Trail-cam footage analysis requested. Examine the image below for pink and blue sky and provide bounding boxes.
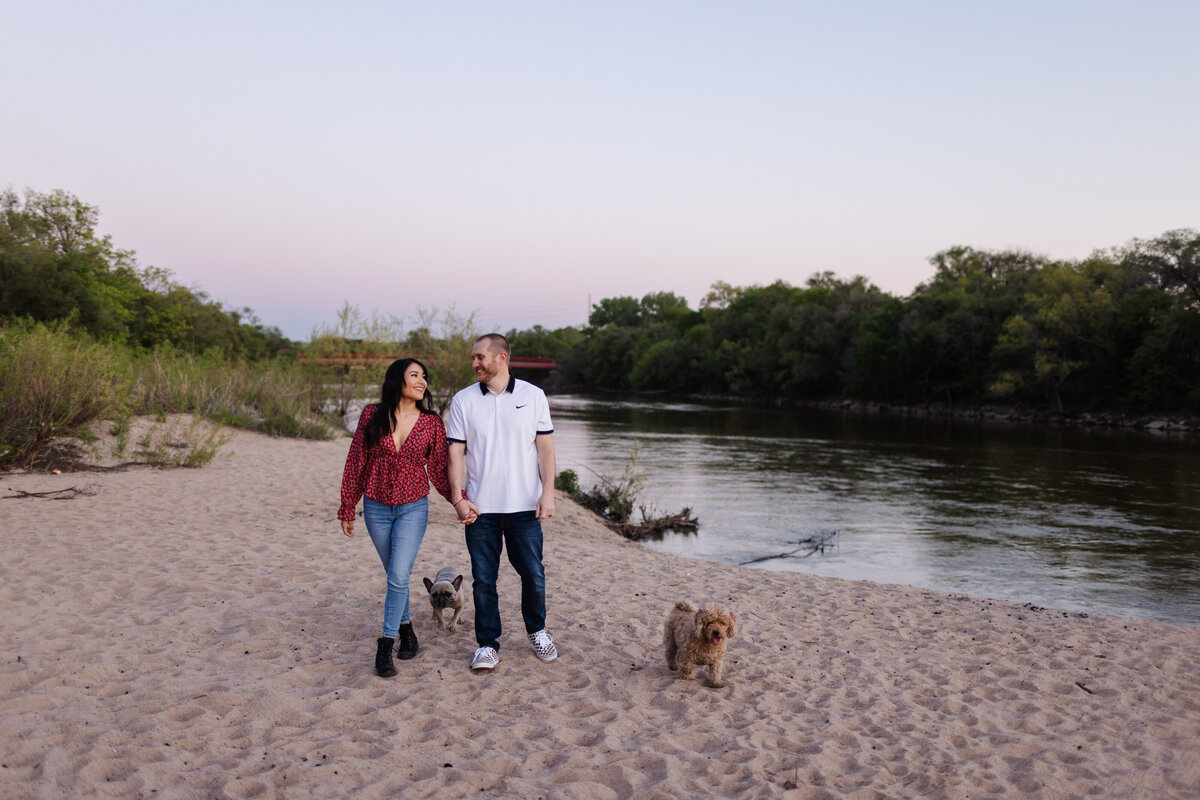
[4,1,1197,341]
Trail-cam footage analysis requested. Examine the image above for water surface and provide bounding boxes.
[549,395,1200,626]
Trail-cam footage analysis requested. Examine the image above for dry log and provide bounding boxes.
[608,508,699,541]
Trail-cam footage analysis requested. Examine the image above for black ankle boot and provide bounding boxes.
[375,637,397,677]
[396,622,419,660]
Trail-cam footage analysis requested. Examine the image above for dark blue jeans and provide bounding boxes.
[464,511,546,651]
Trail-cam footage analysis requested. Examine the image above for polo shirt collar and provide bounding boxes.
[478,375,516,395]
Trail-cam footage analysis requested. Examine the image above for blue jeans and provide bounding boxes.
[464,511,546,651]
[362,496,428,639]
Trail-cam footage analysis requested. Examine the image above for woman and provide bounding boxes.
[338,358,471,677]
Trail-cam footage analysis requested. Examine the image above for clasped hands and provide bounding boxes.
[339,498,478,539]
[455,499,479,525]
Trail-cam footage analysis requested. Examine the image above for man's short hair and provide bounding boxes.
[475,333,511,357]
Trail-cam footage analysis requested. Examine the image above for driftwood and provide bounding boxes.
[739,529,838,565]
[608,508,699,541]
[4,484,100,500]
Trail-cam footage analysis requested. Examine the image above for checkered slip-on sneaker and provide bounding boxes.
[528,629,558,662]
[470,646,499,671]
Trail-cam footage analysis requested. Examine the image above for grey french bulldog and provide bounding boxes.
[422,566,465,631]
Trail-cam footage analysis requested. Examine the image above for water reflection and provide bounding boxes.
[549,395,1200,626]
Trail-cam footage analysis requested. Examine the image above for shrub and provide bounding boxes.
[570,447,645,524]
[554,468,580,495]
[0,321,338,471]
[132,416,233,468]
[0,321,123,467]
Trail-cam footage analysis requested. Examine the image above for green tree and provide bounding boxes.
[905,247,1042,404]
[506,324,585,389]
[505,324,584,362]
[589,296,642,327]
[1,187,292,358]
[1123,228,1200,308]
[508,229,1199,414]
[709,280,801,394]
[991,259,1121,410]
[1,187,140,339]
[849,294,911,400]
[778,273,888,398]
[629,339,686,390]
[638,291,693,327]
[577,325,641,389]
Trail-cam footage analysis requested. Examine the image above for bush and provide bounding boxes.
[554,468,580,495]
[569,447,645,524]
[0,321,123,467]
[0,321,338,470]
[559,449,699,539]
[129,416,233,468]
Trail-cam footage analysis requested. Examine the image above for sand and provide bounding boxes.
[1,421,1198,799]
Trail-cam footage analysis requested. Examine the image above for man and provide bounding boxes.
[446,333,558,672]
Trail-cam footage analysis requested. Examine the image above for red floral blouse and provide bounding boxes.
[338,404,455,521]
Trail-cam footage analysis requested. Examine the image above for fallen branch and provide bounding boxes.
[608,508,699,541]
[4,484,100,500]
[739,530,838,565]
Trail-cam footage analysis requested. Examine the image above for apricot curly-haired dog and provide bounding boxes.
[663,600,737,688]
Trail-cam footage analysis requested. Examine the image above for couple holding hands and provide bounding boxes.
[337,333,558,677]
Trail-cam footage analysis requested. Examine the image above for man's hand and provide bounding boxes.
[535,433,556,522]
[340,519,354,538]
[536,492,555,522]
[456,499,479,525]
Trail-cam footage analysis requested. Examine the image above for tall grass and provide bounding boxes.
[0,321,339,469]
[0,321,124,466]
[124,347,335,439]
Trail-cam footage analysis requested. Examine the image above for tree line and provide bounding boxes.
[5,186,1197,418]
[1,187,293,360]
[511,230,1200,414]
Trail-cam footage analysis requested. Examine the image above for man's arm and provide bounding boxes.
[448,441,477,522]
[535,433,556,521]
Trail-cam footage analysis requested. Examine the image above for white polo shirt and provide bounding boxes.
[445,376,554,514]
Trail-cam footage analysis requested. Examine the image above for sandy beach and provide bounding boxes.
[2,422,1198,799]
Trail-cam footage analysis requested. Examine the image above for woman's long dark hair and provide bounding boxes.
[363,358,435,450]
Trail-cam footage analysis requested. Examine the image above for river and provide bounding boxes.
[547,394,1200,626]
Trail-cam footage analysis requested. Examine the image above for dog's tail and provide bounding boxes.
[673,600,697,613]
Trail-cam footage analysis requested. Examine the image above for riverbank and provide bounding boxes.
[2,423,1198,798]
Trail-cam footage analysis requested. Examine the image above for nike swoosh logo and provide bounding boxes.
[516,404,527,409]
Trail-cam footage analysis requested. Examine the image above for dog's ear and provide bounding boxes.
[423,577,434,594]
[452,574,464,590]
[694,609,706,627]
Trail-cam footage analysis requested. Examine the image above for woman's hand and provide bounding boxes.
[455,499,479,525]
[340,519,354,538]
